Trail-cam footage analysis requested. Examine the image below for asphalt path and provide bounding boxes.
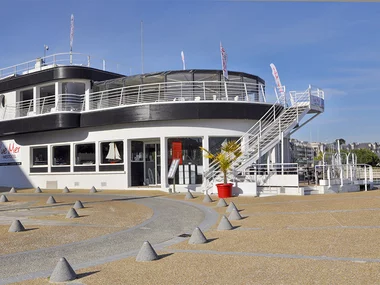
[0,193,219,284]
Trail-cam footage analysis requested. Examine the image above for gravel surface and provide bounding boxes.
[0,193,212,284]
[14,252,380,285]
[6,190,380,284]
[0,196,153,255]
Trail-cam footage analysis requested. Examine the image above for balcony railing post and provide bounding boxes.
[87,56,91,67]
[224,81,228,100]
[41,97,46,114]
[119,88,124,106]
[244,83,248,101]
[203,82,206,100]
[158,83,161,102]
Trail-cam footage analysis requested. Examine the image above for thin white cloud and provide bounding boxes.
[322,88,348,98]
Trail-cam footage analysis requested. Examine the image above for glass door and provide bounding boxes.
[144,143,160,185]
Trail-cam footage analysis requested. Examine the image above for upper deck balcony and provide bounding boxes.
[0,52,119,80]
[0,79,268,121]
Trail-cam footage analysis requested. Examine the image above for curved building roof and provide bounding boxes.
[93,69,265,91]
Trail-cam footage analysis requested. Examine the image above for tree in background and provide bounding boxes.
[352,148,380,167]
[336,138,346,146]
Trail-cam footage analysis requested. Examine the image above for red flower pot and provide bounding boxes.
[216,183,233,198]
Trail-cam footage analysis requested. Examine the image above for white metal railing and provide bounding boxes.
[0,81,265,120]
[2,94,84,119]
[0,53,121,79]
[202,85,324,193]
[315,163,373,190]
[88,81,266,110]
[245,163,299,176]
[289,85,324,111]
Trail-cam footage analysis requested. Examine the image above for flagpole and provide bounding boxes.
[70,14,74,65]
[141,20,144,74]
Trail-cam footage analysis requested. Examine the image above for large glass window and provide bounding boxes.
[208,137,240,156]
[101,141,124,164]
[52,145,71,166]
[19,89,34,117]
[62,82,85,95]
[39,84,55,114]
[40,84,55,98]
[167,137,203,184]
[31,147,48,166]
[75,143,95,165]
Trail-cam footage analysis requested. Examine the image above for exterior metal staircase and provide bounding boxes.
[202,85,324,192]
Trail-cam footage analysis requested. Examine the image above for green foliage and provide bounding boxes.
[200,140,242,184]
[352,148,380,166]
[314,151,323,162]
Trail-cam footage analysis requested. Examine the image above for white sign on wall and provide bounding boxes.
[0,141,22,166]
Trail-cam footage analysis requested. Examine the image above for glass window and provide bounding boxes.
[75,143,95,165]
[52,145,71,166]
[101,141,124,164]
[167,137,203,185]
[62,82,85,95]
[31,147,48,166]
[20,89,33,101]
[208,137,240,156]
[40,84,55,98]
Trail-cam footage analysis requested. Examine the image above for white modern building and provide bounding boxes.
[0,53,325,195]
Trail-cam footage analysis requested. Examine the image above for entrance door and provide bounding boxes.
[144,143,161,185]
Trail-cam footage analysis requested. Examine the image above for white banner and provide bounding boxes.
[220,42,228,80]
[270,63,285,95]
[70,14,74,52]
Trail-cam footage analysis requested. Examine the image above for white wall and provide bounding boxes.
[1,119,257,190]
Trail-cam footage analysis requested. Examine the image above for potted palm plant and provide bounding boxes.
[200,140,242,198]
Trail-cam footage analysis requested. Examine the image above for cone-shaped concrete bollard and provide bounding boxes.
[9,187,17,193]
[66,208,79,219]
[217,215,233,231]
[217,198,228,207]
[90,186,97,193]
[73,200,84,209]
[46,196,56,204]
[226,201,238,213]
[185,191,194,200]
[34,187,42,193]
[228,208,242,220]
[49,257,77,283]
[203,194,213,203]
[136,241,159,262]
[8,220,26,232]
[188,227,208,244]
[0,195,8,202]
[62,187,70,193]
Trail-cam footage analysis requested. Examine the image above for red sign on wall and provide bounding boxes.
[172,142,182,164]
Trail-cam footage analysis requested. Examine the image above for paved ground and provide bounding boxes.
[0,190,217,284]
[3,189,380,284]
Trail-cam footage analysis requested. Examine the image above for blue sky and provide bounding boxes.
[1,1,379,144]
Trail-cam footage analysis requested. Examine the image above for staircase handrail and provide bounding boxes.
[203,86,314,184]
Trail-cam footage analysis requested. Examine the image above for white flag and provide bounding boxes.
[70,14,74,52]
[270,63,284,95]
[181,51,186,70]
[220,42,228,80]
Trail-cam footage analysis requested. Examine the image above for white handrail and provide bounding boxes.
[203,85,324,188]
[0,53,122,79]
[0,81,267,120]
